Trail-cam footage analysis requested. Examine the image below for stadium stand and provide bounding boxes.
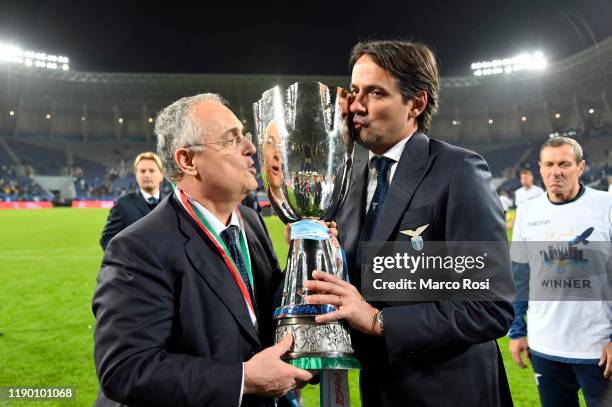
[1,36,611,202]
[480,143,531,177]
[0,164,53,201]
[4,138,66,175]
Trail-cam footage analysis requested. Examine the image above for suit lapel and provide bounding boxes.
[371,132,436,243]
[133,192,151,217]
[339,160,369,263]
[176,201,261,346]
[242,218,265,309]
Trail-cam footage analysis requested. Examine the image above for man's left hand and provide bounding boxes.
[599,342,612,380]
[304,270,381,336]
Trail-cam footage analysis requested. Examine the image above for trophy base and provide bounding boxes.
[275,316,359,370]
[286,356,361,370]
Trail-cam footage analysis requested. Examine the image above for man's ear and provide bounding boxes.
[174,149,198,177]
[409,90,428,119]
[577,159,586,176]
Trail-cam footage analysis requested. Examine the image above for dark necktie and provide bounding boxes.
[147,196,159,208]
[361,156,394,242]
[220,225,255,306]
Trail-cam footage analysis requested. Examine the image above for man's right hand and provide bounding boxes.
[509,337,530,368]
[243,334,313,397]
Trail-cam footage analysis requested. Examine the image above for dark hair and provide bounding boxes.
[350,40,440,133]
[519,169,533,175]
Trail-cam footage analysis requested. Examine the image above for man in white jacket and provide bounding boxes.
[508,137,612,407]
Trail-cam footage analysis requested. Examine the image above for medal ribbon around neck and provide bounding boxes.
[178,189,256,320]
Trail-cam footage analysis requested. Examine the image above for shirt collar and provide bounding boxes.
[140,189,160,200]
[174,188,241,235]
[547,183,586,206]
[367,133,412,168]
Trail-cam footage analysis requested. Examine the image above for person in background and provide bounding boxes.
[99,152,165,250]
[509,137,612,407]
[514,169,544,207]
[499,190,513,212]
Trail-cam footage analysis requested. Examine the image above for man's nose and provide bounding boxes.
[550,166,563,176]
[349,96,366,114]
[243,138,257,155]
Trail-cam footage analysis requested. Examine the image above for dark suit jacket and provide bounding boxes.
[93,195,282,407]
[100,191,161,250]
[336,132,515,407]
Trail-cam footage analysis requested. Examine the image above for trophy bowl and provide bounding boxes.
[254,82,359,370]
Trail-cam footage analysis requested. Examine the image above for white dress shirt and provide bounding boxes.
[366,134,412,210]
[140,189,160,202]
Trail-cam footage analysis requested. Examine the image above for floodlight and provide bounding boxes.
[471,51,547,76]
[588,108,595,114]
[0,40,70,71]
[0,44,22,61]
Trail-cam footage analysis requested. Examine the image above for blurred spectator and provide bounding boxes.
[515,169,544,207]
[100,152,165,250]
[499,191,513,213]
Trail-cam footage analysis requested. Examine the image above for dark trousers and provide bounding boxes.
[531,352,610,407]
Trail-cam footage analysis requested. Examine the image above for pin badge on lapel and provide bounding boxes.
[399,224,429,251]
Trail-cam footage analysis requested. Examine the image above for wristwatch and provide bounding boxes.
[375,310,384,336]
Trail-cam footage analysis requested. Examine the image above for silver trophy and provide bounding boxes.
[254,82,358,370]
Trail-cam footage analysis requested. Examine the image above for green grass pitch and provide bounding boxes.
[0,208,580,406]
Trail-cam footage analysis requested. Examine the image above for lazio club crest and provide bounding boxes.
[400,224,429,251]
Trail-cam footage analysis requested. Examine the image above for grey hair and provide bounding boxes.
[540,136,584,163]
[155,93,227,183]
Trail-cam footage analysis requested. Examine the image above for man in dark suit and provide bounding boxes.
[99,152,165,250]
[93,93,312,406]
[304,40,515,406]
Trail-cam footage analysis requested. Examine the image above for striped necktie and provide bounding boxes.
[220,225,255,305]
[361,156,394,242]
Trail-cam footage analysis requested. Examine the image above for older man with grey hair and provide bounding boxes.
[92,93,312,407]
